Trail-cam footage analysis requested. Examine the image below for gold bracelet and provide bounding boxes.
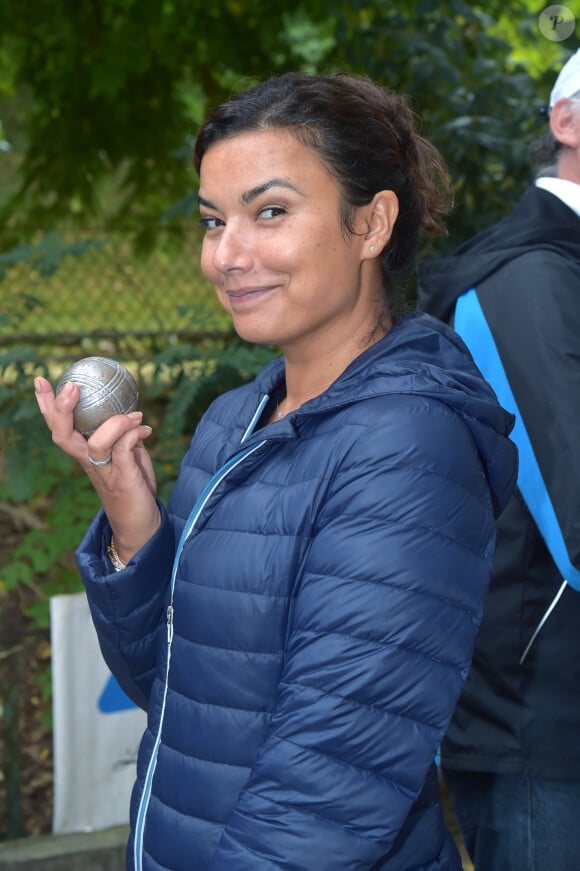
[106,537,127,572]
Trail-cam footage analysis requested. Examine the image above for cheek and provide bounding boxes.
[200,243,216,282]
[199,246,231,311]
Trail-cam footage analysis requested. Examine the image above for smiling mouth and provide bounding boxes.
[226,286,278,303]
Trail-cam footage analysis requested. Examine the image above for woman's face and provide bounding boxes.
[198,129,385,356]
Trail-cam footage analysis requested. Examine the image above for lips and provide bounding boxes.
[226,286,278,303]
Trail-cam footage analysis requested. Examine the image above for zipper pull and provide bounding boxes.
[166,604,174,644]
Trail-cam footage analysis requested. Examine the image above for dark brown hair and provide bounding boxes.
[194,72,452,292]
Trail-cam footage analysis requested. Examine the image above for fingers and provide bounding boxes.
[35,370,152,464]
[85,414,151,469]
[35,376,89,460]
[132,438,158,498]
[83,418,155,507]
[34,375,63,429]
[33,375,53,411]
[34,373,159,555]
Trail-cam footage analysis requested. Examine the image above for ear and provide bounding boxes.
[550,98,580,148]
[360,191,399,260]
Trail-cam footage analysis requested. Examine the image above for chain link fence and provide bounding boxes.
[0,229,229,363]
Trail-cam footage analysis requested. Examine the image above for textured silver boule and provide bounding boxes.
[56,356,139,437]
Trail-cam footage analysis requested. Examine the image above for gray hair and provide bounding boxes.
[532,90,580,177]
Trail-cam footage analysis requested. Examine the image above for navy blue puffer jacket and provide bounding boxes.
[77,312,517,870]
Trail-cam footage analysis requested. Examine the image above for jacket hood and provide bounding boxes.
[252,311,517,517]
[417,186,580,321]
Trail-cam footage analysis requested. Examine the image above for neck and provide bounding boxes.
[557,152,580,185]
[276,313,390,418]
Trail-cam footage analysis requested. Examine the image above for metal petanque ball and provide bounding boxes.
[56,356,139,437]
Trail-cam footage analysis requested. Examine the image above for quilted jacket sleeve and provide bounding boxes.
[209,396,498,869]
[75,504,175,710]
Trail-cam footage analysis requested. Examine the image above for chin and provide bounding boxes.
[230,318,285,348]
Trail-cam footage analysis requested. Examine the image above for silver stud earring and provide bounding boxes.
[369,245,376,253]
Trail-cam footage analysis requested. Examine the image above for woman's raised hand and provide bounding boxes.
[34,376,161,563]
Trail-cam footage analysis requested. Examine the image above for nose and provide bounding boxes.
[212,221,253,273]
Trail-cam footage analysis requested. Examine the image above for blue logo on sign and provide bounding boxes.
[98,675,137,713]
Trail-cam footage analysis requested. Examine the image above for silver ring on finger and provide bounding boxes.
[88,454,113,467]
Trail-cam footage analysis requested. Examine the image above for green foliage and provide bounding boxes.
[0,232,110,335]
[0,37,17,97]
[0,0,337,238]
[492,1,568,77]
[0,345,97,625]
[0,233,107,280]
[0,119,10,153]
[327,0,574,250]
[2,0,574,249]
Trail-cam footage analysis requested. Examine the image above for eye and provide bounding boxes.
[258,206,287,220]
[198,216,224,231]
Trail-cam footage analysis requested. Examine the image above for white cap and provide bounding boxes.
[549,49,580,109]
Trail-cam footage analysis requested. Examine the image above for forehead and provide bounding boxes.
[198,128,336,196]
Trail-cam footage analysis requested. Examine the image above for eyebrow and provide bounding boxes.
[198,178,304,211]
[240,178,303,205]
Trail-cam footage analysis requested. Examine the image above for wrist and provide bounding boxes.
[107,537,128,572]
[107,509,162,568]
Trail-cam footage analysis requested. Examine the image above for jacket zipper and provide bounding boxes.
[133,402,269,870]
[166,605,174,644]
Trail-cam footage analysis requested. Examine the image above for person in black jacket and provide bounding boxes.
[418,48,580,871]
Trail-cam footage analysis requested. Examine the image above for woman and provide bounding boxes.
[35,73,517,870]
